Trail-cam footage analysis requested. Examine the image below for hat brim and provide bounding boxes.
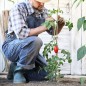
[35,0,50,3]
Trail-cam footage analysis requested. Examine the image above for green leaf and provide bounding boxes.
[65,21,70,26]
[59,62,63,65]
[77,45,86,60]
[8,0,15,3]
[76,0,82,7]
[61,49,68,54]
[76,0,85,7]
[77,17,85,31]
[80,77,85,85]
[83,20,86,31]
[72,0,78,7]
[72,0,85,7]
[42,20,50,29]
[68,59,72,63]
[68,23,73,31]
[58,74,64,78]
[65,20,73,31]
[42,20,55,30]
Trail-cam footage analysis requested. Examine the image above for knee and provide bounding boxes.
[34,37,43,48]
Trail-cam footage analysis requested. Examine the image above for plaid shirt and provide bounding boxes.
[8,1,48,39]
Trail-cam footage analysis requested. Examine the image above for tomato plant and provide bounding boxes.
[43,39,72,80]
[42,9,73,81]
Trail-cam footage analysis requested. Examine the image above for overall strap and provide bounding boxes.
[23,2,35,16]
[23,3,29,16]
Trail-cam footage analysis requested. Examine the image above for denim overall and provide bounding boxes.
[2,3,47,70]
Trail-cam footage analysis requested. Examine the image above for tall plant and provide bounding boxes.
[42,8,73,80]
[73,0,86,60]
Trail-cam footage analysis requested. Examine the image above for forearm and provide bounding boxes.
[29,26,47,36]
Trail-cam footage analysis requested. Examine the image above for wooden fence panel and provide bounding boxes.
[2,10,9,39]
[0,10,10,72]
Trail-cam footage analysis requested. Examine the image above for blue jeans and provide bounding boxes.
[2,34,47,70]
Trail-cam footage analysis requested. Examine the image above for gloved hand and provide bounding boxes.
[26,15,65,35]
[46,15,65,35]
[57,15,65,33]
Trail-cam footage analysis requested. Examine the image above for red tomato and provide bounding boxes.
[54,46,58,53]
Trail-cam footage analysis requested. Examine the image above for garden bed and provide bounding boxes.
[0,74,86,86]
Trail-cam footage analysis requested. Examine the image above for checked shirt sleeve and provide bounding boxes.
[10,5,30,39]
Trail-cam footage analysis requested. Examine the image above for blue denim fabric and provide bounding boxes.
[2,34,47,69]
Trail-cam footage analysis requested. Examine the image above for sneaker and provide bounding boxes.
[24,68,48,81]
[7,62,16,80]
[13,71,26,83]
[13,66,26,83]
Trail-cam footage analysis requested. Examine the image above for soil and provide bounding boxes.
[0,75,86,86]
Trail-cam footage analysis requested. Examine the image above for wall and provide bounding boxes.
[0,0,72,74]
[0,0,86,75]
[71,0,86,75]
[0,0,6,72]
[82,1,86,74]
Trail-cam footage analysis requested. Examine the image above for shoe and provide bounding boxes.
[38,69,48,78]
[13,66,26,84]
[24,68,48,81]
[13,72,26,83]
[7,62,16,80]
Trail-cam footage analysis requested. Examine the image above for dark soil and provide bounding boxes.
[0,75,86,86]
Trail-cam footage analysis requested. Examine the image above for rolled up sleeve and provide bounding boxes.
[10,5,30,39]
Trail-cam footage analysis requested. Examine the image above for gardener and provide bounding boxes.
[2,0,65,84]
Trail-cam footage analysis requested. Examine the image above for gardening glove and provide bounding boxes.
[46,15,65,35]
[57,15,65,33]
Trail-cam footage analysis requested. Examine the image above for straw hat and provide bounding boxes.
[35,0,50,3]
